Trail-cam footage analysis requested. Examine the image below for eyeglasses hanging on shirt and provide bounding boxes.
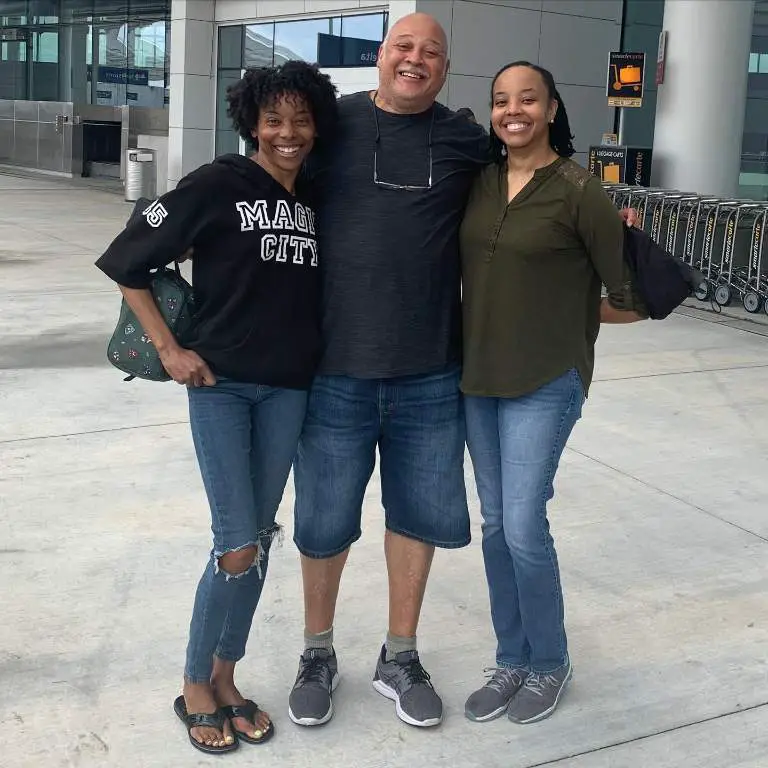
[371,91,435,191]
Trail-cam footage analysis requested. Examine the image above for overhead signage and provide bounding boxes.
[607,51,645,108]
[87,65,150,87]
[317,32,380,67]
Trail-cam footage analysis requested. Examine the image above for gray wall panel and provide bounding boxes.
[0,119,14,162]
[555,83,614,151]
[542,0,621,21]
[448,1,542,78]
[539,11,620,87]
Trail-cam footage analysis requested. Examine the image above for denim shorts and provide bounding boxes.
[293,366,470,558]
[188,379,308,556]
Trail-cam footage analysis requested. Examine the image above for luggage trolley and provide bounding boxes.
[690,198,735,301]
[601,182,631,204]
[711,201,764,308]
[680,197,719,270]
[741,203,768,314]
[620,187,653,231]
[639,189,676,241]
[663,194,701,259]
[602,183,634,210]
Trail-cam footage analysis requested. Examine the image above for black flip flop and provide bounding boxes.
[219,699,275,745]
[173,695,239,755]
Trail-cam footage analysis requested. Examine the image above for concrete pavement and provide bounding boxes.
[1,171,767,768]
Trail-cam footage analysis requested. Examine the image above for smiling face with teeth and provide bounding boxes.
[491,65,558,157]
[376,13,448,114]
[251,93,316,190]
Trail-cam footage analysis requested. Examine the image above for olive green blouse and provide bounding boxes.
[459,157,641,399]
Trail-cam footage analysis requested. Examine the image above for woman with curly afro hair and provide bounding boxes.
[95,61,338,755]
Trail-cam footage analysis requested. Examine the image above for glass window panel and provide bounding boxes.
[29,0,60,23]
[132,20,165,69]
[216,69,242,131]
[216,128,240,158]
[244,23,273,68]
[93,1,130,22]
[330,13,384,67]
[94,14,129,107]
[31,28,59,99]
[34,30,58,62]
[274,18,340,65]
[0,1,28,25]
[750,52,759,73]
[219,25,243,69]
[760,53,768,73]
[340,13,384,43]
[0,36,28,99]
[216,68,244,158]
[126,16,166,107]
[60,0,95,23]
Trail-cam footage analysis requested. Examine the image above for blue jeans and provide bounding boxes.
[293,366,470,558]
[465,369,584,673]
[184,379,307,683]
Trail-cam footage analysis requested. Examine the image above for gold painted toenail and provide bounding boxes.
[253,729,263,738]
[225,736,235,744]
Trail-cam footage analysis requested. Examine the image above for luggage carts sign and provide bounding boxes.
[607,52,645,108]
[588,145,652,186]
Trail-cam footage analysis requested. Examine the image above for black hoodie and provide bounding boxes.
[96,154,321,390]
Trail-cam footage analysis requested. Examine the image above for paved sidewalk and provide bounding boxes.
[1,172,767,768]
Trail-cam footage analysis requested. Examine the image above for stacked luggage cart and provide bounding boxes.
[603,184,768,315]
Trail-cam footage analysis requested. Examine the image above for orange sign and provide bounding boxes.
[607,52,645,107]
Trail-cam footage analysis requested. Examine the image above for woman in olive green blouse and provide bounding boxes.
[460,61,645,726]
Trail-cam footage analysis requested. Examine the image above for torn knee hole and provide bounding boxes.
[217,546,259,577]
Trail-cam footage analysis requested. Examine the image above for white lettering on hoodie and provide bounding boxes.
[237,199,317,266]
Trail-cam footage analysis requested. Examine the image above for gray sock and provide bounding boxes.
[304,627,333,653]
[385,632,417,661]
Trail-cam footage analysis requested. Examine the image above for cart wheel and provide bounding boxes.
[714,285,732,307]
[694,282,710,301]
[764,297,768,316]
[743,291,761,313]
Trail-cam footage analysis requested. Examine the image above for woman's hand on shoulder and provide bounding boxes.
[159,344,216,387]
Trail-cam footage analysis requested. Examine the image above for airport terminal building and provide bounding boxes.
[0,0,765,199]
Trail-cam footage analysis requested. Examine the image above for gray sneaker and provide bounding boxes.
[507,660,572,724]
[288,648,339,726]
[465,667,527,722]
[372,646,442,727]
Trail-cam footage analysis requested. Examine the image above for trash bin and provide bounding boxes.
[125,148,157,202]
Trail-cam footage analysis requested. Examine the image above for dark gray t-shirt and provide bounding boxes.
[311,92,489,378]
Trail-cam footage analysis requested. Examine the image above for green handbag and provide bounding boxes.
[106,198,196,382]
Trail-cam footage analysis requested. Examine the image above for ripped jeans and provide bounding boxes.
[184,378,308,683]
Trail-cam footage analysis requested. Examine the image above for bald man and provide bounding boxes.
[289,13,488,728]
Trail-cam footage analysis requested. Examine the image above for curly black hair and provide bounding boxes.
[489,61,575,164]
[226,61,338,151]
